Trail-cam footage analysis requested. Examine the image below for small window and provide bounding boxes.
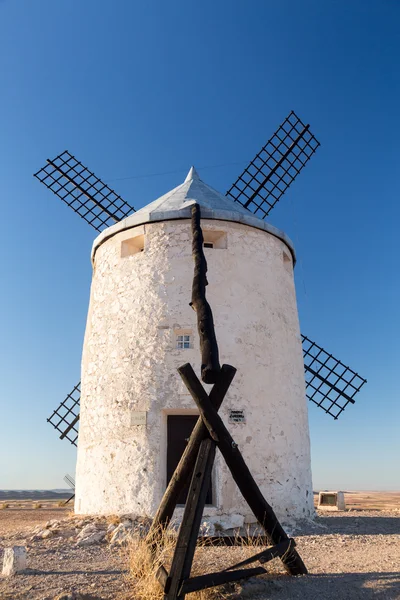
[177,335,191,349]
[121,234,145,257]
[202,230,227,249]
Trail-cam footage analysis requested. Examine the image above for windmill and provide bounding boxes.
[35,110,367,453]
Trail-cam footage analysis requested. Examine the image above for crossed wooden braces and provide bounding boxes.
[149,363,307,600]
[148,203,307,599]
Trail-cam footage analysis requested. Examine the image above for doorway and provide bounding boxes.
[166,414,213,505]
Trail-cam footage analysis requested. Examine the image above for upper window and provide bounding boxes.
[121,234,145,257]
[177,335,191,349]
[202,230,227,249]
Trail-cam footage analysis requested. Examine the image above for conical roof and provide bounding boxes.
[92,167,295,261]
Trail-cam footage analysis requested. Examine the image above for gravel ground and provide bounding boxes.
[0,508,399,599]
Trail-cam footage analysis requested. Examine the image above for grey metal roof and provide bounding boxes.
[92,167,295,262]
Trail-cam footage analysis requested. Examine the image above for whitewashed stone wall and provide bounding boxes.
[75,219,314,525]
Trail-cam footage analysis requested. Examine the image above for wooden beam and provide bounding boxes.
[178,363,308,576]
[150,364,236,540]
[223,538,294,571]
[166,438,216,600]
[190,203,220,383]
[179,566,266,595]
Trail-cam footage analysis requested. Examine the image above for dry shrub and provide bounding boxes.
[107,514,121,526]
[128,525,174,600]
[33,502,42,509]
[128,525,226,600]
[57,500,66,507]
[0,503,9,509]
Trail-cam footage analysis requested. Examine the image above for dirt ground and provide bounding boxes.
[0,492,399,600]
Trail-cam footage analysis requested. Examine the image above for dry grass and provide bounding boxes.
[0,503,9,510]
[127,525,280,600]
[107,514,121,526]
[32,502,42,509]
[127,526,231,600]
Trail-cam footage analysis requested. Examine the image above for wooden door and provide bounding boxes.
[167,415,213,505]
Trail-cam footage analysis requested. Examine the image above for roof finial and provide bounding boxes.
[184,166,201,183]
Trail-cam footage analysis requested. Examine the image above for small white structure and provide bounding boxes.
[2,546,27,576]
[318,491,346,511]
[75,167,314,527]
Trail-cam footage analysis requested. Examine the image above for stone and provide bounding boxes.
[199,521,215,536]
[76,524,106,546]
[45,519,59,529]
[210,513,244,531]
[121,519,133,528]
[78,524,98,537]
[2,546,27,576]
[244,513,257,525]
[109,523,132,546]
[76,530,105,546]
[32,525,43,534]
[73,520,86,528]
[41,529,53,539]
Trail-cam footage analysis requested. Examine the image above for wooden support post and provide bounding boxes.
[150,364,236,540]
[178,363,308,576]
[166,438,216,600]
[190,203,220,383]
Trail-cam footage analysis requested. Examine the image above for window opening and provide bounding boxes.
[121,234,145,257]
[202,230,227,249]
[177,335,191,349]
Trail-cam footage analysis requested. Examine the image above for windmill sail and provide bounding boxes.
[226,111,320,218]
[302,335,367,419]
[64,474,75,490]
[47,382,81,446]
[34,150,136,232]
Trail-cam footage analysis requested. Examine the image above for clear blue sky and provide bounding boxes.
[0,0,398,491]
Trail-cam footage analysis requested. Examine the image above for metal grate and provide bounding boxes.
[47,382,81,446]
[34,150,136,232]
[302,335,367,419]
[226,111,320,219]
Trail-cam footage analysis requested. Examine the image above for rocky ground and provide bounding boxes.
[0,497,399,599]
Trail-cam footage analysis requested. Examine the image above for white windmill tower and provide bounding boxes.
[35,112,366,526]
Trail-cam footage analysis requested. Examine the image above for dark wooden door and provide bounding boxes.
[167,415,213,505]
